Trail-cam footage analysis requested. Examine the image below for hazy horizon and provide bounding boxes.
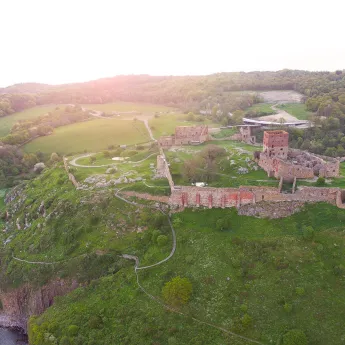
[1,0,345,87]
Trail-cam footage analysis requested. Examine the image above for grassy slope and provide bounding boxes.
[277,103,314,120]
[29,203,345,345]
[24,119,150,155]
[244,103,275,114]
[0,166,172,289]
[0,105,57,136]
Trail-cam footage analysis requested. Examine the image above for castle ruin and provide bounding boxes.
[158,125,209,148]
[154,126,345,210]
[257,130,339,180]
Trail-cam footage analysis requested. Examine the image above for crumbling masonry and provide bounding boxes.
[257,130,339,180]
[156,127,345,210]
[158,125,209,148]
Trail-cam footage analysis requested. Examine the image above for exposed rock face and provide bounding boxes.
[238,201,304,218]
[0,279,79,332]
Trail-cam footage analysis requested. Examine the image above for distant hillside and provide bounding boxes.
[0,82,52,94]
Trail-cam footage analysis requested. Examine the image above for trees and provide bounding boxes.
[282,329,307,345]
[162,276,192,307]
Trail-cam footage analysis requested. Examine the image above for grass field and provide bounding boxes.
[29,200,345,345]
[82,102,175,113]
[244,103,276,117]
[149,114,220,138]
[0,105,57,137]
[277,103,314,120]
[164,140,277,188]
[24,118,150,155]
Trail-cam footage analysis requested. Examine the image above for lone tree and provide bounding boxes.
[282,329,308,345]
[162,276,192,307]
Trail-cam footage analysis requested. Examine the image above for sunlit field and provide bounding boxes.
[24,118,150,155]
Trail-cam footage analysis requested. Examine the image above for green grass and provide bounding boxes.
[0,105,58,136]
[82,101,175,113]
[277,103,314,120]
[245,103,275,115]
[149,114,220,138]
[24,118,151,155]
[164,141,277,188]
[29,202,345,345]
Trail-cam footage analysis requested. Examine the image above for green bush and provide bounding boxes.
[295,287,305,296]
[302,226,315,241]
[88,315,103,329]
[162,276,192,307]
[240,304,248,312]
[282,329,307,345]
[241,313,252,327]
[316,177,326,186]
[59,336,70,345]
[284,303,292,313]
[67,325,79,336]
[157,235,168,247]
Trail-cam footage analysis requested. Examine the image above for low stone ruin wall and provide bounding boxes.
[169,185,344,209]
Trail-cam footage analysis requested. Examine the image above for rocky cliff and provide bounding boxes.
[0,279,79,332]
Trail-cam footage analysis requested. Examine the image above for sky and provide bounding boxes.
[1,0,344,87]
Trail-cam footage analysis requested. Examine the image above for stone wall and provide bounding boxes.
[170,186,255,208]
[169,184,344,209]
[63,158,79,188]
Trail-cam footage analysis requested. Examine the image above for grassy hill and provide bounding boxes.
[0,105,57,137]
[24,119,150,155]
[3,165,345,345]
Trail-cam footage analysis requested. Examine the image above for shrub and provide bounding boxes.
[284,303,292,313]
[316,177,326,186]
[172,217,182,228]
[103,150,111,158]
[60,336,70,345]
[68,325,79,336]
[295,287,305,296]
[302,226,315,241]
[282,329,307,345]
[240,304,248,312]
[151,230,161,243]
[241,313,252,327]
[89,156,96,164]
[185,255,194,264]
[162,276,192,307]
[157,235,168,247]
[216,216,231,231]
[88,315,103,329]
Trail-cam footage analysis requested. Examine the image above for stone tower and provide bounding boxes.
[263,130,289,159]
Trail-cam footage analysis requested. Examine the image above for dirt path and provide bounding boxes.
[68,152,158,169]
[117,191,264,344]
[257,104,299,122]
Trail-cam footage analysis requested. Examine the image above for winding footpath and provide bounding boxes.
[116,190,265,345]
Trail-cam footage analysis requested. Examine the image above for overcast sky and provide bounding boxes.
[1,0,344,87]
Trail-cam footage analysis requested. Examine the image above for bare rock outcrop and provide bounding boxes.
[0,279,79,332]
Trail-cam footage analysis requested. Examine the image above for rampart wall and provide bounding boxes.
[169,185,343,209]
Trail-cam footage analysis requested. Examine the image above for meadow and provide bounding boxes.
[164,140,277,188]
[29,198,345,345]
[277,103,314,120]
[149,114,220,138]
[24,118,150,155]
[0,105,57,136]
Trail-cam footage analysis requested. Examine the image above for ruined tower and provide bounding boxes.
[263,130,289,159]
